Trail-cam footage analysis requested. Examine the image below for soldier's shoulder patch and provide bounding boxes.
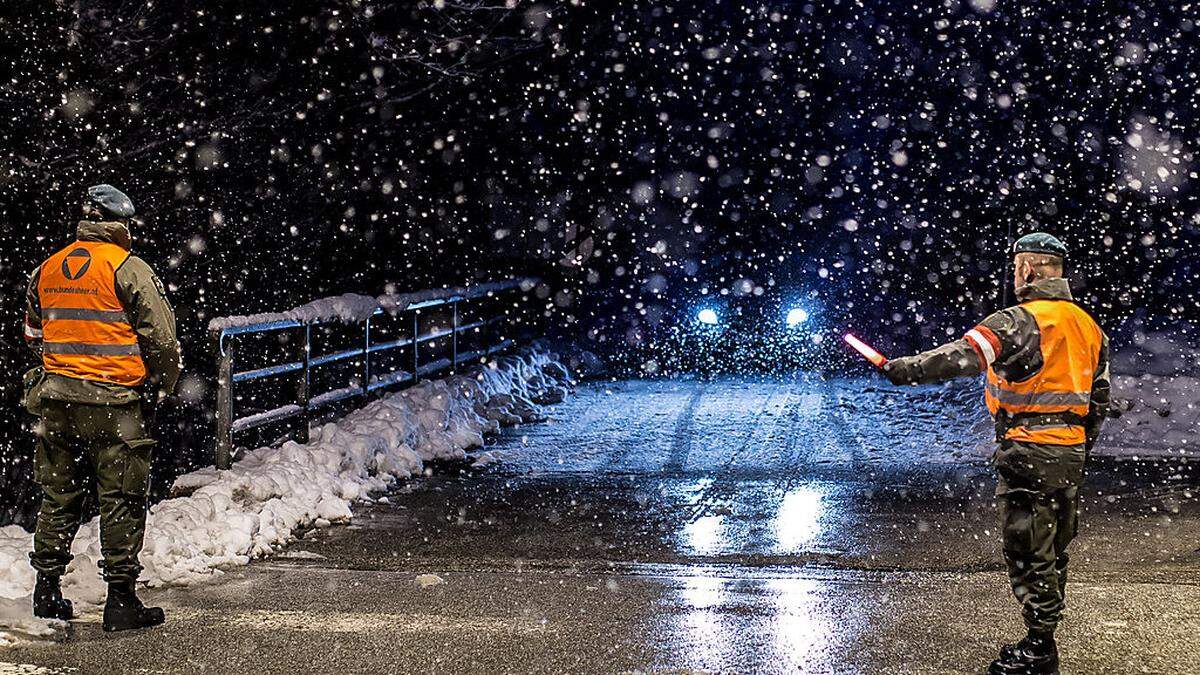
[129,256,168,297]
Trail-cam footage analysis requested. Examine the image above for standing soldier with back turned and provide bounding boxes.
[879,233,1110,674]
[21,184,181,632]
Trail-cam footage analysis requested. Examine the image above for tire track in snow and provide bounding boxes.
[823,377,873,467]
[599,381,695,468]
[663,382,707,473]
[513,381,663,472]
[769,381,822,497]
[681,381,791,522]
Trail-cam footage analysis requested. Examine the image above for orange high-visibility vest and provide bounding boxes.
[984,299,1102,445]
[37,240,146,387]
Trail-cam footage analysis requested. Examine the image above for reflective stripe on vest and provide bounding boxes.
[37,240,147,387]
[983,383,1091,409]
[984,299,1102,446]
[42,342,142,356]
[43,308,129,322]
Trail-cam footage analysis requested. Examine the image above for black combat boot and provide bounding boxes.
[989,632,1059,674]
[102,581,164,632]
[32,574,73,621]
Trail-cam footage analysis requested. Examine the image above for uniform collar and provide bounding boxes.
[77,220,132,251]
[1015,276,1073,302]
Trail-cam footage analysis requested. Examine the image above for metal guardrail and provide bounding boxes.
[210,279,532,469]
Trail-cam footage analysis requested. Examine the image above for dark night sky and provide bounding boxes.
[2,0,1198,521]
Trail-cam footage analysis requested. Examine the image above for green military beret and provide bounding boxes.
[87,184,136,219]
[1013,232,1067,258]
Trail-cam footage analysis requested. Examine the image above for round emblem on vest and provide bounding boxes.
[62,248,92,280]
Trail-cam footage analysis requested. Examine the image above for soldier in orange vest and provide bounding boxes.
[881,233,1110,675]
[22,184,181,632]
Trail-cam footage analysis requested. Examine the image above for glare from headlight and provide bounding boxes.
[785,307,809,327]
[697,308,720,326]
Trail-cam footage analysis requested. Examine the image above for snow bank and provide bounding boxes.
[0,348,571,643]
[207,278,538,333]
[1094,325,1199,458]
[1102,374,1199,458]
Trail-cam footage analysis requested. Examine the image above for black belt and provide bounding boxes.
[994,411,1085,441]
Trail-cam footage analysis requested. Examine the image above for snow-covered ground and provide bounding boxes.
[0,349,571,645]
[1100,326,1199,459]
[1103,374,1199,458]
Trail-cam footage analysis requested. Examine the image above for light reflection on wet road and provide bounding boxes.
[6,376,1199,673]
[351,376,1199,672]
[415,376,1199,672]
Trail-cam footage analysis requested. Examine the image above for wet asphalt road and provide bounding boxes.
[4,376,1200,674]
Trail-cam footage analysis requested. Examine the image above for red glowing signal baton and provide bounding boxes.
[843,333,888,368]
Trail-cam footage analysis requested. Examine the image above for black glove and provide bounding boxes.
[881,359,919,386]
[138,385,164,431]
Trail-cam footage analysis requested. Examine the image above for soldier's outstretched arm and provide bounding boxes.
[882,337,980,385]
[882,306,1037,385]
[116,256,182,397]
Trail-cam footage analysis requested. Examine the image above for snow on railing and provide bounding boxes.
[208,278,538,469]
[207,278,539,335]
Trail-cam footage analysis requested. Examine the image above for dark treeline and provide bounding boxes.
[2,0,1197,525]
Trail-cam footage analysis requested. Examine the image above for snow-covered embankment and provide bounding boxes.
[0,349,571,644]
[1102,374,1199,458]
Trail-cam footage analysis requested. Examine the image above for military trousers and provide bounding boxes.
[993,440,1085,637]
[30,399,155,585]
